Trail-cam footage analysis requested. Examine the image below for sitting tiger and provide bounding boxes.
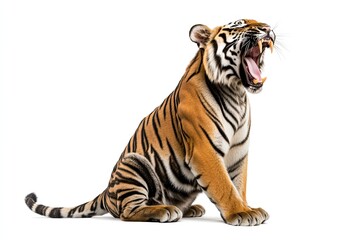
[25,18,275,226]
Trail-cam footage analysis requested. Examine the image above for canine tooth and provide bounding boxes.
[258,40,263,53]
[253,77,267,85]
[269,40,274,53]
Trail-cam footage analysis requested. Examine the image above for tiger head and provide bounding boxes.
[190,19,275,93]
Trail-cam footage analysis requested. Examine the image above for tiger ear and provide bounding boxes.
[189,24,211,48]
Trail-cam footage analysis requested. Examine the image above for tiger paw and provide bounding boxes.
[121,205,183,223]
[148,205,183,222]
[222,207,269,226]
[183,204,205,218]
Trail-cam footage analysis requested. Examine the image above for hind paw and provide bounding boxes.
[183,204,205,218]
[121,205,182,223]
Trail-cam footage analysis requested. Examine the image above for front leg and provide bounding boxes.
[188,143,265,226]
[231,154,269,223]
[178,89,266,226]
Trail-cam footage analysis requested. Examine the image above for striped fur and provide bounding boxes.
[25,19,275,226]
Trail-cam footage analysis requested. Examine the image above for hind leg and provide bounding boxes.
[113,153,182,222]
[183,204,205,218]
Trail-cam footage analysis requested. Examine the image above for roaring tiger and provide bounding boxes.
[25,19,275,226]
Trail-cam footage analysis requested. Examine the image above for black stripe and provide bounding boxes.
[161,95,170,120]
[78,203,85,213]
[151,114,163,149]
[226,73,237,79]
[174,85,181,106]
[82,212,96,218]
[126,138,132,153]
[227,155,247,174]
[222,65,240,79]
[197,92,229,144]
[238,95,248,123]
[218,86,238,105]
[219,33,238,67]
[197,92,223,127]
[205,77,236,131]
[216,94,239,126]
[128,204,142,215]
[186,58,203,82]
[35,204,48,215]
[117,190,148,201]
[146,112,152,126]
[168,93,182,144]
[218,33,227,42]
[68,205,82,217]
[121,156,158,199]
[140,122,149,153]
[218,88,240,124]
[153,149,167,178]
[116,167,137,179]
[123,198,146,211]
[49,207,62,218]
[199,125,225,157]
[107,191,117,200]
[214,121,230,145]
[231,172,240,181]
[132,129,139,152]
[223,45,237,66]
[100,194,106,211]
[118,176,148,190]
[118,163,151,190]
[152,148,188,197]
[230,124,250,149]
[90,197,98,211]
[210,40,222,71]
[186,69,201,82]
[186,49,204,82]
[166,139,196,186]
[154,110,161,126]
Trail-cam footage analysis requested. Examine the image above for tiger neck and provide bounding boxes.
[180,48,247,104]
[205,74,247,107]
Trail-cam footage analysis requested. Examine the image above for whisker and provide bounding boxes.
[270,26,290,60]
[274,40,288,60]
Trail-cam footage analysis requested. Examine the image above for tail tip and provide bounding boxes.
[25,192,37,208]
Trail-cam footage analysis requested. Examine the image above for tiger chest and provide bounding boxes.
[222,99,251,171]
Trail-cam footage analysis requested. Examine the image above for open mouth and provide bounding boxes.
[241,37,274,92]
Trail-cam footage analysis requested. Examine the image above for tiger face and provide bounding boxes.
[190,19,275,93]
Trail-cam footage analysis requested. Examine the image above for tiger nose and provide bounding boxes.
[263,27,275,43]
[268,29,276,43]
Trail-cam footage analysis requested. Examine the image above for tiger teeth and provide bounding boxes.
[258,39,274,53]
[253,78,261,84]
[269,40,274,53]
[253,77,267,85]
[258,40,263,53]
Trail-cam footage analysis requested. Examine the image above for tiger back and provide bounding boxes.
[25,18,275,226]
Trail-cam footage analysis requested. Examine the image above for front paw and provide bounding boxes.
[222,208,269,226]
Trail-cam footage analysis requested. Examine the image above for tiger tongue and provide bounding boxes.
[244,57,262,83]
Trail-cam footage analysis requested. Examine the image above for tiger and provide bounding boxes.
[25,18,275,226]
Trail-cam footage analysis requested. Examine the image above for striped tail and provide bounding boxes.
[25,190,108,218]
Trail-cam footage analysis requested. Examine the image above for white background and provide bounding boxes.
[1,0,360,239]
